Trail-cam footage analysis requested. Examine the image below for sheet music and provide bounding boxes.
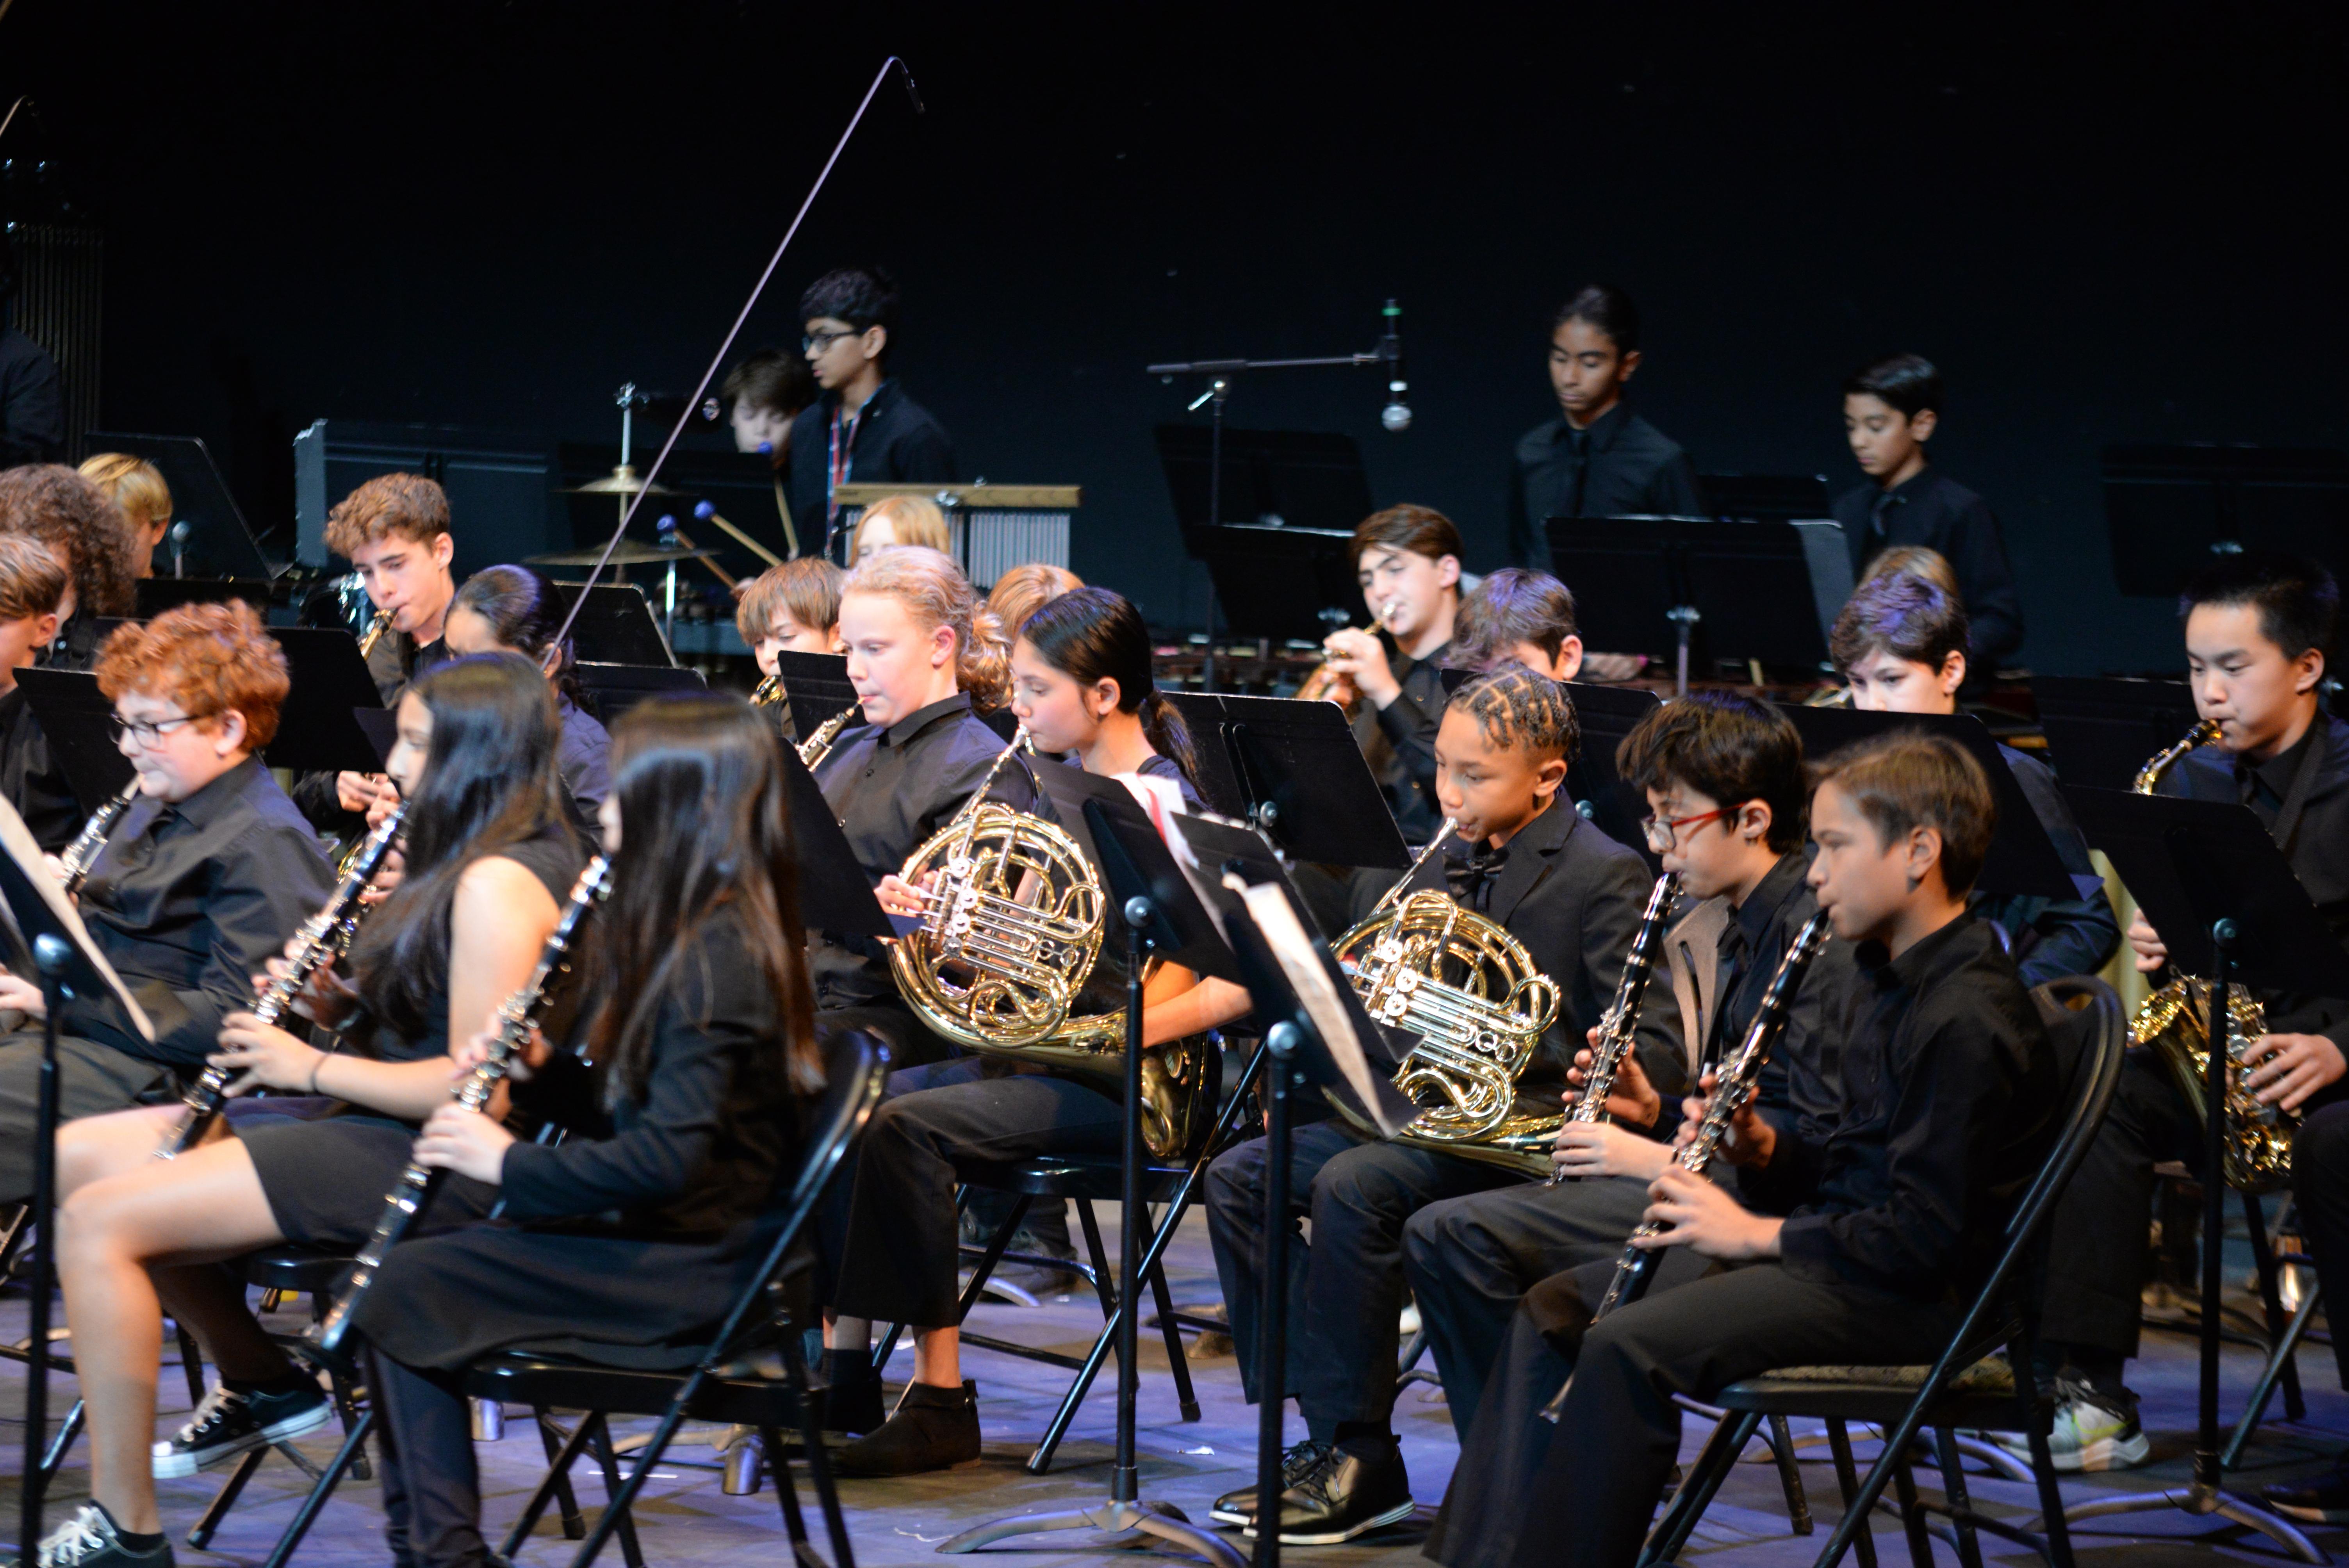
[0,795,157,1042]
[1228,874,1410,1138]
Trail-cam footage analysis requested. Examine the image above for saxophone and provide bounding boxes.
[751,672,785,708]
[887,726,1216,1158]
[57,781,141,896]
[1543,871,1681,1187]
[1328,821,1566,1176]
[1541,911,1833,1421]
[2129,717,2293,1192]
[157,804,408,1159]
[796,706,857,770]
[302,854,612,1374]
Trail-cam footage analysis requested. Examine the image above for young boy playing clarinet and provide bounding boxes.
[0,602,334,1204]
[1429,732,2057,1568]
[1206,665,1675,1544]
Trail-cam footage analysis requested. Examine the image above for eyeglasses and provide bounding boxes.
[109,712,207,747]
[1641,807,1731,852]
[802,328,860,354]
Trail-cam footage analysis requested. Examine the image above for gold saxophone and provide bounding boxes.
[796,707,857,770]
[887,725,1217,1158]
[1328,821,1565,1175]
[2130,717,2295,1192]
[751,672,784,707]
[356,617,390,659]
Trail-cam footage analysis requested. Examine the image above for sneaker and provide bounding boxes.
[4,1504,173,1568]
[2263,1461,2349,1525]
[152,1381,331,1477]
[830,1379,982,1477]
[1245,1441,1417,1545]
[1997,1378,2149,1472]
[1211,1439,1331,1526]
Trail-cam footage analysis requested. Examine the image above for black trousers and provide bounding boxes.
[1426,1256,1960,1568]
[830,1057,1123,1328]
[0,1032,170,1204]
[1204,1119,1515,1427]
[367,1348,490,1568]
[2285,1099,2349,1388]
[1401,1174,1652,1439]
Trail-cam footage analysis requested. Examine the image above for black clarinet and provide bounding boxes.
[1540,909,1831,1422]
[57,780,140,897]
[156,805,409,1160]
[1545,871,1681,1187]
[300,855,611,1374]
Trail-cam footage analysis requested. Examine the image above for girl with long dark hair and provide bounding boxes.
[39,654,581,1566]
[443,562,612,827]
[351,693,820,1568]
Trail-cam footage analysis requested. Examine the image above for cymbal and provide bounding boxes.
[562,465,675,496]
[526,542,724,567]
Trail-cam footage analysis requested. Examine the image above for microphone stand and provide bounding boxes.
[1147,300,1406,693]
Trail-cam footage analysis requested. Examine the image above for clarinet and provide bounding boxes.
[1540,909,1832,1422]
[1545,871,1681,1187]
[300,854,612,1374]
[155,804,408,1160]
[57,780,141,896]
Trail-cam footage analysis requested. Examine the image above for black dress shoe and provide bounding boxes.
[1210,1440,1331,1526]
[2263,1464,2349,1525]
[820,1350,887,1435]
[831,1379,982,1477]
[1246,1442,1416,1545]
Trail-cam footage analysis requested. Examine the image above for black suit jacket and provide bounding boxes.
[783,379,956,557]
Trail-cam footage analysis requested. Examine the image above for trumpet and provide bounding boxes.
[796,706,857,770]
[1544,871,1681,1186]
[157,804,408,1159]
[1295,599,1399,706]
[58,780,141,897]
[302,854,613,1374]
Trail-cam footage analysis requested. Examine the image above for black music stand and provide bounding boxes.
[2057,788,2348,1562]
[1777,707,2080,900]
[1563,681,1665,870]
[573,662,706,725]
[2101,444,2349,599]
[2032,676,2203,793]
[770,650,857,738]
[0,797,154,1557]
[351,708,399,769]
[263,628,392,775]
[1700,473,1832,525]
[553,583,674,667]
[11,670,137,810]
[1161,692,1410,870]
[1545,516,1852,697]
[940,774,1249,1568]
[774,744,897,941]
[1181,523,1363,647]
[85,431,276,579]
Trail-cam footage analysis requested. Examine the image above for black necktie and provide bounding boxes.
[1564,426,1590,518]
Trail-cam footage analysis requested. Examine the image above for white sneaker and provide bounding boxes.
[1997,1378,2149,1472]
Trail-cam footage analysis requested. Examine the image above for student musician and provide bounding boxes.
[28,654,579,1568]
[0,603,334,1206]
[1830,568,2119,986]
[1834,353,2026,673]
[78,454,173,580]
[848,493,950,566]
[807,546,1031,1070]
[0,533,79,848]
[1401,693,1842,1444]
[1206,668,1671,1545]
[822,586,1209,1474]
[723,347,821,554]
[2029,552,2349,1484]
[736,555,846,743]
[1432,733,2056,1568]
[443,564,613,829]
[986,561,1083,639]
[0,461,141,669]
[352,694,818,1568]
[1447,566,1584,681]
[785,266,956,558]
[1506,285,1704,568]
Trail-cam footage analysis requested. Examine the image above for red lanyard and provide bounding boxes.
[827,403,861,524]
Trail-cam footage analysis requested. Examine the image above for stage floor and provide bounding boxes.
[5,1206,2345,1567]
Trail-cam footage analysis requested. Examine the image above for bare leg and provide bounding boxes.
[827,1314,871,1352]
[57,1137,287,1535]
[55,1105,191,1200]
[913,1326,961,1388]
[153,1262,296,1383]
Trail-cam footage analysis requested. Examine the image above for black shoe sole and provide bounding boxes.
[1244,1499,1417,1545]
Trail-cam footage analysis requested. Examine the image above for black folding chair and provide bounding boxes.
[1640,975,2126,1568]
[465,1028,887,1568]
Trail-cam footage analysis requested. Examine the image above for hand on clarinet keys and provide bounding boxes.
[1674,1070,1776,1169]
[211,1017,325,1095]
[414,1102,513,1184]
[1551,1121,1674,1183]
[1563,1030,1663,1128]
[450,1023,551,1082]
[1637,1165,1783,1261]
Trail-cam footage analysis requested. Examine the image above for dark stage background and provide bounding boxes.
[4,2,2343,675]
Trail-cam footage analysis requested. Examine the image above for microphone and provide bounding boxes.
[1378,298,1410,432]
[168,520,192,578]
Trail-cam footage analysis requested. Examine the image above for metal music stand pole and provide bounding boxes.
[16,934,71,1556]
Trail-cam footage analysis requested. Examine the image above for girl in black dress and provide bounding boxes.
[353,692,821,1568]
[42,654,580,1568]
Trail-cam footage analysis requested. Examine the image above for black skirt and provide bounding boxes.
[235,1107,496,1250]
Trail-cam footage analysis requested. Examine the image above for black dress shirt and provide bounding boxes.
[1506,401,1705,567]
[2160,713,2349,1067]
[1351,634,1452,845]
[0,685,84,850]
[806,693,1035,1007]
[59,757,336,1070]
[0,326,64,469]
[1975,743,2120,988]
[1830,467,2026,672]
[554,692,613,830]
[1383,794,1681,1104]
[782,379,956,557]
[1739,912,2056,1302]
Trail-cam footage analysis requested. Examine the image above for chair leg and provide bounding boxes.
[2224,1282,2325,1470]
[581,1413,648,1568]
[175,1324,205,1410]
[786,1338,858,1568]
[187,1445,271,1550]
[1886,1457,1934,1568]
[1769,1414,1814,1535]
[38,1398,84,1482]
[2242,1191,2306,1422]
[1075,1200,1116,1320]
[1147,1261,1201,1422]
[1931,1429,1985,1568]
[503,1409,597,1557]
[762,1425,814,1549]
[1643,1408,1759,1566]
[1825,1421,1881,1568]
[257,1405,376,1568]
[2026,1424,2076,1568]
[310,1293,372,1482]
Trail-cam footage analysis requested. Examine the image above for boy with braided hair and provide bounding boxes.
[1204,664,1679,1545]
